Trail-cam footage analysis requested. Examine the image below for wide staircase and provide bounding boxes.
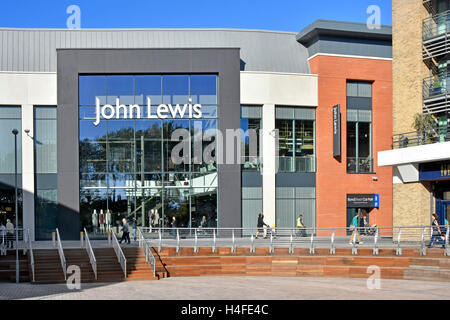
[0,252,29,283]
[30,246,162,284]
[122,247,165,281]
[33,249,65,283]
[152,247,450,282]
[6,243,449,283]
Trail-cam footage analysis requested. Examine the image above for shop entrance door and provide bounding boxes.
[436,199,450,225]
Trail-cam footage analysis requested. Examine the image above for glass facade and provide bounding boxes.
[240,106,262,171]
[346,82,373,174]
[276,187,316,229]
[0,106,22,228]
[0,106,22,174]
[275,107,316,173]
[34,106,58,240]
[79,75,218,236]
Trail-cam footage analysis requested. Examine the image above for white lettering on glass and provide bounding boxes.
[93,98,202,126]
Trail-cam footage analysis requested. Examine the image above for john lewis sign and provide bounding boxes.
[93,97,202,126]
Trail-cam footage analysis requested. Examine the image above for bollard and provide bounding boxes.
[176,229,180,253]
[52,232,56,248]
[330,229,336,255]
[80,232,84,248]
[232,229,235,253]
[250,235,254,253]
[158,229,162,253]
[289,234,293,254]
[107,231,111,246]
[194,229,198,253]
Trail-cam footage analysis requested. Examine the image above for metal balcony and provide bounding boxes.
[422,11,450,62]
[393,125,450,149]
[423,0,434,14]
[423,72,450,114]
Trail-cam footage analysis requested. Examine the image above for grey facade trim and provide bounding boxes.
[297,20,392,59]
[275,173,316,188]
[0,174,22,189]
[241,172,263,187]
[296,19,392,43]
[57,48,241,239]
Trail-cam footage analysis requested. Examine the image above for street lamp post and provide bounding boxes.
[12,128,19,284]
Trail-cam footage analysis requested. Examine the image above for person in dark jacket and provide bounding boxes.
[119,218,130,244]
[256,213,269,239]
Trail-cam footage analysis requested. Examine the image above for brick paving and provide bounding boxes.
[0,277,448,300]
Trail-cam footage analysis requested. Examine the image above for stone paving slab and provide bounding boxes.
[0,277,448,300]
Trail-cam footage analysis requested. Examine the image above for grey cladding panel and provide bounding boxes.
[0,29,310,74]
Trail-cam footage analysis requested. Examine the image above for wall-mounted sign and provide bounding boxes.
[93,97,202,126]
[332,105,341,158]
[419,161,450,181]
[347,194,379,208]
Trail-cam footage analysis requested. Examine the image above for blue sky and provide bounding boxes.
[0,0,392,31]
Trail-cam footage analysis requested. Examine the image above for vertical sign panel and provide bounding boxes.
[332,104,341,158]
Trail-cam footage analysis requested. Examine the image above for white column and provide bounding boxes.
[21,105,35,241]
[262,104,276,228]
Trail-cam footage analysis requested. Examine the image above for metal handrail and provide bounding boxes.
[83,228,97,280]
[137,227,156,277]
[111,230,127,278]
[137,225,447,256]
[26,229,35,282]
[55,228,66,280]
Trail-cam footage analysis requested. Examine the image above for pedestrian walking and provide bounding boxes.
[296,214,307,237]
[119,218,130,244]
[5,219,14,249]
[428,213,444,248]
[255,213,269,239]
[349,212,363,245]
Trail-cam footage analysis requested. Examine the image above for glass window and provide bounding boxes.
[276,115,315,173]
[79,74,218,234]
[106,75,134,105]
[241,106,262,171]
[190,75,217,104]
[346,81,373,174]
[0,106,22,174]
[79,76,107,106]
[34,106,58,240]
[276,187,316,229]
[135,75,162,105]
[162,75,189,105]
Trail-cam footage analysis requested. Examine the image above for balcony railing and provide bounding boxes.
[278,156,316,173]
[422,10,450,60]
[393,125,450,149]
[347,157,373,174]
[423,72,448,100]
[423,10,450,40]
[422,72,450,114]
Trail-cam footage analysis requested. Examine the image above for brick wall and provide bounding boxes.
[309,55,393,232]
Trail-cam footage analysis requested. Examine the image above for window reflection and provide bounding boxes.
[79,74,218,236]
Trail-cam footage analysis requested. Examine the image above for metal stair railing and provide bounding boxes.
[55,228,67,281]
[137,226,447,256]
[111,230,127,278]
[83,228,97,280]
[137,227,156,277]
[26,229,35,282]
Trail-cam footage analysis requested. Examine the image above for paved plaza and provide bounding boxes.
[0,277,448,300]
